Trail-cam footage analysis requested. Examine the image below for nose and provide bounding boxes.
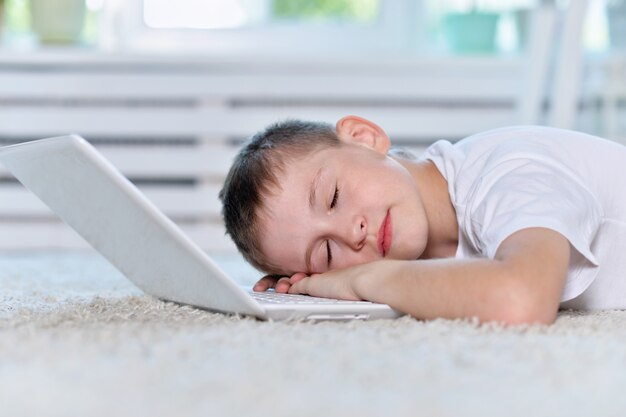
[347,215,367,250]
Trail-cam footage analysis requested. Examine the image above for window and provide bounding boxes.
[98,0,417,55]
[0,0,613,56]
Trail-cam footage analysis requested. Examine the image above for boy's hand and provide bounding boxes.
[253,260,393,301]
[252,263,376,301]
[252,272,307,293]
[287,261,391,301]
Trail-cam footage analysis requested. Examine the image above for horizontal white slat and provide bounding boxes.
[0,49,522,72]
[0,183,223,218]
[98,143,237,177]
[0,107,517,139]
[0,221,236,251]
[0,72,520,101]
[0,143,238,178]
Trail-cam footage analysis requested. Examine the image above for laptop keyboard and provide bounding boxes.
[250,291,371,305]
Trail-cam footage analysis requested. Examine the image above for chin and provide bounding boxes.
[388,249,421,261]
[402,244,428,261]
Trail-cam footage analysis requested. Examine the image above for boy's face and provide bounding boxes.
[258,139,429,275]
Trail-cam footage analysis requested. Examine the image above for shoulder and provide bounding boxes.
[420,126,551,174]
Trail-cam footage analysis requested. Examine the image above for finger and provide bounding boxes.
[288,277,312,295]
[274,277,293,293]
[289,272,307,284]
[253,276,279,292]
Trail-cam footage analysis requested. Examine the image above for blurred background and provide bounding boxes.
[0,0,624,259]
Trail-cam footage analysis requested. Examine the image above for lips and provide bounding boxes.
[377,209,392,257]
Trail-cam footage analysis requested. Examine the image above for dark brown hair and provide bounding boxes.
[219,120,341,274]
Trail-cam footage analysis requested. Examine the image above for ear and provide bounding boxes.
[335,115,390,155]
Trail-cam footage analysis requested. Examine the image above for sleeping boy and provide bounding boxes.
[219,116,626,325]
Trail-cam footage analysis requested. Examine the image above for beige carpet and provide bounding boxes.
[1,251,626,417]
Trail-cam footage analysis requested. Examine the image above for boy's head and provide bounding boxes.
[219,119,342,273]
[219,116,429,276]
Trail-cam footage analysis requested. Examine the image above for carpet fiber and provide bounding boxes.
[1,251,626,417]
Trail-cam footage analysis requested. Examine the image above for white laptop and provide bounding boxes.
[0,135,402,321]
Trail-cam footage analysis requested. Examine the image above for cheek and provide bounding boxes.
[391,195,429,259]
[414,210,430,253]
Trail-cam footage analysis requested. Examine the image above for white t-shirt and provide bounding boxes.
[421,126,626,310]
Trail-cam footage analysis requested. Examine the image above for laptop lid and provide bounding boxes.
[0,135,266,317]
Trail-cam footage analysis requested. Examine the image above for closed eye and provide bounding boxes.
[324,184,338,268]
[326,240,332,266]
[330,185,339,209]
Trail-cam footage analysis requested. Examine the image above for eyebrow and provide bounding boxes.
[305,167,324,272]
[308,167,323,209]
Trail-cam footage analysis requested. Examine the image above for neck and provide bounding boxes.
[398,157,459,259]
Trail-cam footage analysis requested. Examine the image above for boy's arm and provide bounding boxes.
[288,227,571,325]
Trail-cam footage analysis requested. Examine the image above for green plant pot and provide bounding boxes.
[442,11,500,54]
[29,0,86,44]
